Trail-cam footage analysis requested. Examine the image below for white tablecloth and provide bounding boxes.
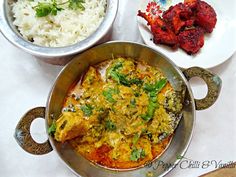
[0,1,236,177]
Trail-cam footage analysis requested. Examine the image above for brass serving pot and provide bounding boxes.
[14,41,222,177]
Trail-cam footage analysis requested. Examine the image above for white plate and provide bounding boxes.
[137,0,236,68]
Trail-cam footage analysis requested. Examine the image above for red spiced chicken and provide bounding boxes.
[138,0,217,55]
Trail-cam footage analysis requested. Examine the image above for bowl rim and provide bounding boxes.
[45,41,196,177]
[0,0,118,57]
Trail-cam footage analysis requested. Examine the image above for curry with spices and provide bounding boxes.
[48,57,183,169]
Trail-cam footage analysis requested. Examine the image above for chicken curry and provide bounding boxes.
[48,57,183,169]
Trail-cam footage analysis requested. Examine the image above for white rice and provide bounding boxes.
[12,0,107,47]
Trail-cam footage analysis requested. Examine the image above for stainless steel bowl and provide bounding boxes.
[0,0,118,64]
[14,42,222,177]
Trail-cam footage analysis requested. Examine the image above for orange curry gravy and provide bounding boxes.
[53,58,183,169]
[70,135,172,169]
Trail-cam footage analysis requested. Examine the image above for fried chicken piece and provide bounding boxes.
[162,3,193,34]
[151,23,178,47]
[137,0,216,55]
[54,112,91,142]
[195,1,217,33]
[178,27,204,54]
[138,10,178,47]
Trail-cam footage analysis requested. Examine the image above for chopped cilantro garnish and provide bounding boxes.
[103,88,119,103]
[34,0,85,17]
[48,120,56,136]
[107,62,143,87]
[117,73,130,86]
[109,71,121,83]
[107,62,123,80]
[68,0,85,10]
[134,92,140,97]
[105,120,116,131]
[141,79,167,122]
[132,133,140,145]
[130,78,143,86]
[130,148,146,161]
[112,62,123,70]
[108,70,130,86]
[143,79,167,93]
[141,100,158,121]
[111,73,143,87]
[35,2,63,17]
[81,104,93,117]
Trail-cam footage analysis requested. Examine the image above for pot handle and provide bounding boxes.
[14,107,53,155]
[183,67,222,110]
